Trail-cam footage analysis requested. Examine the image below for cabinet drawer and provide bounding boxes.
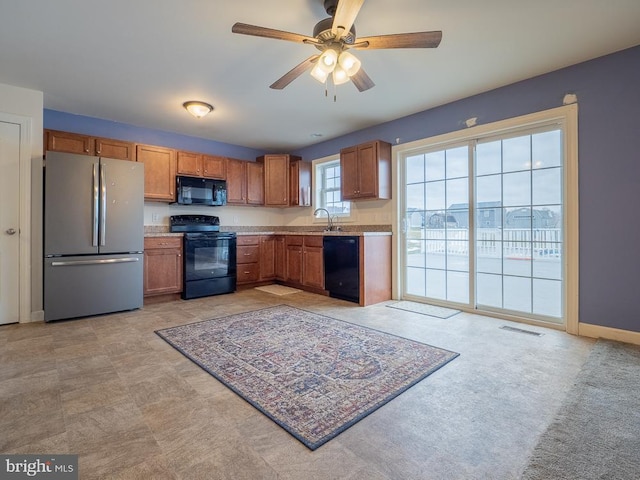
[304,235,324,248]
[237,235,260,246]
[237,245,260,263]
[286,236,303,246]
[237,263,260,283]
[144,236,182,249]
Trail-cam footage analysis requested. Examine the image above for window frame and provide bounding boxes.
[313,154,351,220]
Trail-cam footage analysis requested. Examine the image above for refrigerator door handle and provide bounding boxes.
[100,163,107,246]
[50,257,140,267]
[92,163,99,247]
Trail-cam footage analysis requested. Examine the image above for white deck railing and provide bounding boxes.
[410,228,562,258]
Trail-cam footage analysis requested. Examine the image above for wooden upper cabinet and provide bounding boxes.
[340,140,391,200]
[136,144,176,202]
[177,151,227,179]
[176,151,201,176]
[203,155,226,179]
[258,154,290,206]
[247,162,264,205]
[226,158,247,204]
[290,159,312,207]
[258,154,308,207]
[226,158,263,205]
[95,137,135,161]
[47,130,94,155]
[46,129,134,161]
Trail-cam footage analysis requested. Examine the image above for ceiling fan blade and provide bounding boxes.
[232,22,319,45]
[351,68,375,92]
[332,0,365,40]
[355,31,443,49]
[270,55,320,90]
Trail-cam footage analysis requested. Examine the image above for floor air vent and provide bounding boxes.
[499,325,543,336]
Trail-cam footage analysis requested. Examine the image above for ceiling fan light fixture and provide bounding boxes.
[310,63,330,83]
[319,49,338,70]
[183,101,213,118]
[332,65,350,85]
[338,51,361,76]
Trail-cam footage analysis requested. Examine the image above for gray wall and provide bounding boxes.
[293,45,640,333]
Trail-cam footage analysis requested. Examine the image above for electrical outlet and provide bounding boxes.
[152,213,160,223]
[233,216,239,224]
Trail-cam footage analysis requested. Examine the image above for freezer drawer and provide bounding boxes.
[44,254,143,322]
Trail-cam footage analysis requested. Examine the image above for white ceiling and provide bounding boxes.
[1,0,639,151]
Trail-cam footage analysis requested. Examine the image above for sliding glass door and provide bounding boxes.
[401,117,568,325]
[475,128,563,319]
[405,144,470,304]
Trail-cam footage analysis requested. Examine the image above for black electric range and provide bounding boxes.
[169,215,237,299]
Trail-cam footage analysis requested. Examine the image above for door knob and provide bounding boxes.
[6,228,16,235]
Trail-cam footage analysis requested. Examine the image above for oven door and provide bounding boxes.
[183,233,237,281]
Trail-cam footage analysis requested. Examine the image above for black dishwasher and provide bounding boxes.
[323,236,359,304]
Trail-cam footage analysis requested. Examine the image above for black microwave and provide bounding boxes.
[175,175,227,206]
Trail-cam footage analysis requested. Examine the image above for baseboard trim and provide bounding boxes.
[22,310,45,323]
[579,322,640,346]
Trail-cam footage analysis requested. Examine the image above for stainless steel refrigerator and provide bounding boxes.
[44,151,144,322]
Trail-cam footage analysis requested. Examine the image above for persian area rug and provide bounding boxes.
[156,305,459,450]
[254,284,302,296]
[521,339,640,480]
[387,301,460,319]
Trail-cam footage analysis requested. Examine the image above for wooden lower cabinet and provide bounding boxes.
[237,236,260,284]
[274,235,286,281]
[359,235,392,306]
[302,236,324,289]
[234,233,390,306]
[259,235,276,280]
[285,236,303,284]
[284,235,324,291]
[143,237,182,296]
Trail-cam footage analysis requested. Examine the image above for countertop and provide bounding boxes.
[144,225,392,237]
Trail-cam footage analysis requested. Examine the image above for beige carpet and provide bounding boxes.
[254,284,302,296]
[521,339,640,479]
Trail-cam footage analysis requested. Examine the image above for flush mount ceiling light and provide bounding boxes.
[183,101,213,118]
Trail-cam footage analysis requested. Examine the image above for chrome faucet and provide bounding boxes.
[314,208,333,231]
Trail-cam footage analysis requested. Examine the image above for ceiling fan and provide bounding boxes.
[231,0,442,92]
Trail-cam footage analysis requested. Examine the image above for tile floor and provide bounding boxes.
[0,290,594,479]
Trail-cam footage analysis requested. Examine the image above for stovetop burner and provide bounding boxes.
[170,214,220,233]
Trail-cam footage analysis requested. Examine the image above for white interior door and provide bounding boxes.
[0,120,21,324]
